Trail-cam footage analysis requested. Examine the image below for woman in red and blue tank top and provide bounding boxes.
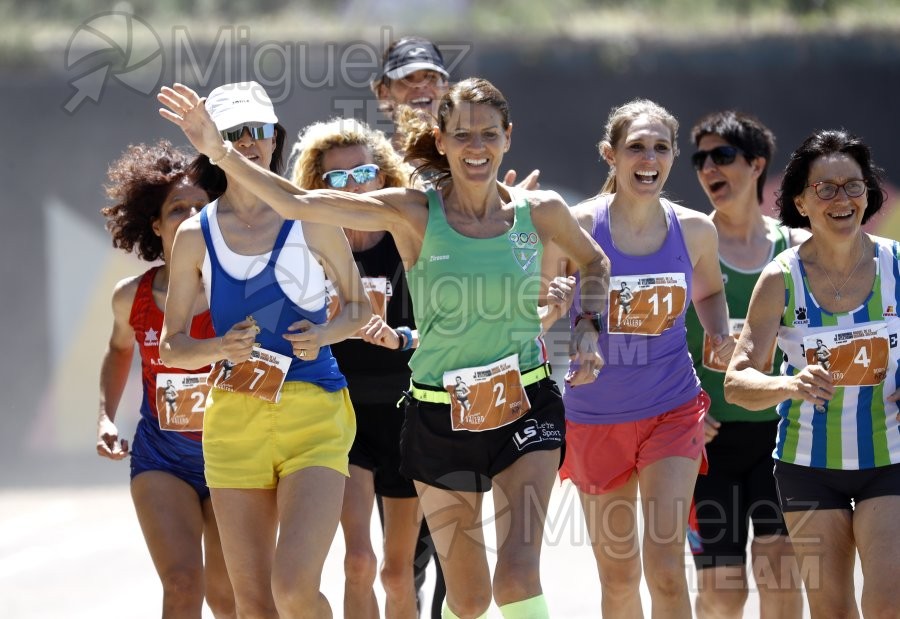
[96,141,234,618]
[547,99,734,619]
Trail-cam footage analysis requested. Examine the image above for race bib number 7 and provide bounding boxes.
[803,325,890,386]
[609,273,687,336]
[208,346,292,403]
[156,373,210,432]
[443,354,531,432]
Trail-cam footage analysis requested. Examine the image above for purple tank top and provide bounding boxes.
[564,197,700,424]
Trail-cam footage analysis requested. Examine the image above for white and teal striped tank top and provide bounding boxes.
[774,235,900,469]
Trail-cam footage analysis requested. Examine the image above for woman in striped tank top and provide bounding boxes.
[725,129,900,618]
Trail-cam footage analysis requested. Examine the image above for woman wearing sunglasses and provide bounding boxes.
[158,81,371,619]
[290,117,422,619]
[725,129,900,618]
[159,77,608,619]
[545,99,734,619]
[97,140,235,619]
[685,111,805,619]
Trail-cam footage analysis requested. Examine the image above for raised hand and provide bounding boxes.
[157,84,227,160]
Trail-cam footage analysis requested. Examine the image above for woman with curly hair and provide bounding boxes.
[97,140,234,618]
[291,117,420,618]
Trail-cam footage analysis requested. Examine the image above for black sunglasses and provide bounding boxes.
[691,145,744,171]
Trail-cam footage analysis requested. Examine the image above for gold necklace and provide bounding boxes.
[820,237,868,300]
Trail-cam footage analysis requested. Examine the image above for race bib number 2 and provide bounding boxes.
[443,354,531,432]
[156,373,210,432]
[609,273,687,336]
[208,346,292,403]
[803,325,890,386]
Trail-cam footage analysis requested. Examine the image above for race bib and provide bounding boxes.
[609,273,687,335]
[443,354,531,432]
[155,373,209,432]
[803,325,890,386]
[325,277,391,338]
[207,346,292,403]
[702,318,776,373]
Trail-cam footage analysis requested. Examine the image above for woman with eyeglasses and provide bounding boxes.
[97,140,235,619]
[685,111,805,619]
[157,81,371,619]
[159,77,609,619]
[546,99,734,618]
[724,129,900,618]
[290,117,422,619]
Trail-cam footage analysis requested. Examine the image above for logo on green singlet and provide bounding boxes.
[509,231,539,273]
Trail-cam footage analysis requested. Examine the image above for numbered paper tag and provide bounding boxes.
[702,318,777,373]
[325,277,390,338]
[208,346,292,403]
[609,273,687,335]
[155,373,210,432]
[443,354,531,432]
[803,325,890,386]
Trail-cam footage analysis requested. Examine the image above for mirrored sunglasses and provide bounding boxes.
[691,145,743,171]
[322,164,380,189]
[219,123,275,142]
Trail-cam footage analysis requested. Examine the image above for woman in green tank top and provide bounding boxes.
[159,77,611,619]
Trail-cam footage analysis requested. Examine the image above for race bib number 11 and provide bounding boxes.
[609,273,687,336]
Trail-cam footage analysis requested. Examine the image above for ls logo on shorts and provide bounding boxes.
[512,418,562,452]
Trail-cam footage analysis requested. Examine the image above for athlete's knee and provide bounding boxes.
[343,547,378,586]
[444,591,491,619]
[696,586,748,618]
[159,565,204,609]
[597,557,643,596]
[380,557,414,599]
[492,556,541,604]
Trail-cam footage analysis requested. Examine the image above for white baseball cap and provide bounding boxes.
[204,81,278,131]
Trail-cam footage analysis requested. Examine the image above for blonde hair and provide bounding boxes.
[598,99,679,195]
[290,117,413,190]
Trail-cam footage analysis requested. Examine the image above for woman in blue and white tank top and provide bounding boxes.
[726,129,900,619]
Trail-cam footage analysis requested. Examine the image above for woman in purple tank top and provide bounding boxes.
[547,99,734,618]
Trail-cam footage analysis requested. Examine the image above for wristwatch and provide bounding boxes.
[574,311,603,333]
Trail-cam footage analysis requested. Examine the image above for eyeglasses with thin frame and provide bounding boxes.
[690,145,744,171]
[219,123,275,143]
[805,179,867,200]
[322,164,380,189]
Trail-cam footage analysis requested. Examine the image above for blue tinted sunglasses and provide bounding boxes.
[322,164,380,189]
[219,123,275,142]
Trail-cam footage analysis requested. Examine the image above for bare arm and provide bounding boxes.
[680,208,734,363]
[724,264,834,410]
[159,222,257,369]
[157,84,426,244]
[282,222,372,359]
[96,277,139,459]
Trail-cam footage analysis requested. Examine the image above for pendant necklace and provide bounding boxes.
[821,237,867,301]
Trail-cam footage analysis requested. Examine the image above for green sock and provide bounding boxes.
[499,594,549,618]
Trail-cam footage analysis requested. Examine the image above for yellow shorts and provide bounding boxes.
[203,382,355,489]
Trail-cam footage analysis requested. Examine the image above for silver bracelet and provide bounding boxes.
[208,141,233,166]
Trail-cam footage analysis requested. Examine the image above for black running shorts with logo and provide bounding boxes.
[400,378,565,492]
[774,459,900,512]
[692,419,788,569]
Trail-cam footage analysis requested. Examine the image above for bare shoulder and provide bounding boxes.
[570,195,606,229]
[674,203,717,240]
[111,273,142,315]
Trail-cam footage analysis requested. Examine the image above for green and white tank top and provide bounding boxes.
[774,236,900,469]
[406,189,546,387]
[685,220,788,422]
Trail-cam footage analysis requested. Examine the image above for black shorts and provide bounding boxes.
[400,379,565,492]
[348,401,417,499]
[773,459,900,512]
[691,420,787,569]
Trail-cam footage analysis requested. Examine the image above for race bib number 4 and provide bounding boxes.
[443,354,531,432]
[208,346,292,403]
[156,373,210,432]
[803,326,890,386]
[609,273,687,336]
[703,318,776,373]
[325,277,390,338]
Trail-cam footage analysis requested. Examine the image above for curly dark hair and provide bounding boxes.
[101,140,200,262]
[776,129,886,229]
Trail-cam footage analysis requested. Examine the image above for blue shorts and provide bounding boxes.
[130,417,210,500]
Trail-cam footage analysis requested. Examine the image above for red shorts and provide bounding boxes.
[561,391,710,495]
